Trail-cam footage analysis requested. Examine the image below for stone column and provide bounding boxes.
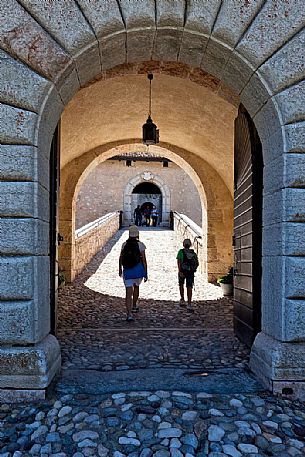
[0,142,61,399]
[250,102,305,399]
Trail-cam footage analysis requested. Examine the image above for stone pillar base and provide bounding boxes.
[0,334,61,394]
[250,332,305,400]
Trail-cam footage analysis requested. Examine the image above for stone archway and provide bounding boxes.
[1,2,305,397]
[123,172,171,226]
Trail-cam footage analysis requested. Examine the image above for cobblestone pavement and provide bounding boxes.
[57,228,249,372]
[1,390,304,456]
[1,229,305,457]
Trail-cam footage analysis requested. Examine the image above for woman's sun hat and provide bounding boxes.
[129,225,139,238]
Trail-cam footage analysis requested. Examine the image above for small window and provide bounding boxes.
[163,161,169,168]
[126,160,132,167]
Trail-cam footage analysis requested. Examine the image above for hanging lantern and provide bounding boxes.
[142,74,159,145]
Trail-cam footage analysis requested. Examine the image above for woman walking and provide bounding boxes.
[119,226,148,321]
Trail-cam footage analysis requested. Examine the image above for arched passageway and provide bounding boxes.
[0,2,304,400]
[58,227,249,374]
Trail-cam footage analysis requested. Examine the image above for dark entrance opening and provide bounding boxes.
[132,182,162,226]
[132,182,161,194]
[233,104,263,347]
[49,124,60,335]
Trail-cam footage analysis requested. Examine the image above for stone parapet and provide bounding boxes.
[74,212,120,277]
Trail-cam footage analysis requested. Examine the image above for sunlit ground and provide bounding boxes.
[85,228,223,301]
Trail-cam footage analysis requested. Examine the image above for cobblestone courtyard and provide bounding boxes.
[57,229,248,372]
[1,229,304,457]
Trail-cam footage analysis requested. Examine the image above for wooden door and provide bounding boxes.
[49,124,60,335]
[233,105,263,347]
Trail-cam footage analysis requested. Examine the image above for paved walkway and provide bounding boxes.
[1,229,304,457]
[57,228,249,372]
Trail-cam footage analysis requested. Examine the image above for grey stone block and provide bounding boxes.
[0,257,34,300]
[250,332,305,384]
[156,0,185,27]
[285,257,305,298]
[259,28,305,93]
[262,223,283,256]
[263,189,283,226]
[284,188,305,222]
[37,85,64,160]
[100,32,126,70]
[0,0,71,83]
[0,182,49,221]
[127,29,155,63]
[261,256,284,340]
[284,153,305,188]
[284,299,305,341]
[284,122,305,153]
[237,0,305,69]
[0,389,46,402]
[284,222,305,256]
[0,301,34,344]
[275,80,305,125]
[213,0,264,48]
[253,98,282,143]
[76,0,124,38]
[0,145,49,191]
[34,256,50,341]
[184,0,221,35]
[178,31,208,68]
[0,144,35,181]
[0,218,49,255]
[240,71,272,118]
[263,155,284,194]
[260,128,284,166]
[0,49,51,112]
[75,42,102,86]
[58,69,80,106]
[200,38,231,81]
[263,221,294,256]
[120,0,155,29]
[153,28,183,61]
[0,334,61,389]
[18,0,96,55]
[0,103,37,145]
[221,51,254,95]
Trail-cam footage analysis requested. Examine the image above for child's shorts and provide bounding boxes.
[178,271,194,288]
[123,277,143,288]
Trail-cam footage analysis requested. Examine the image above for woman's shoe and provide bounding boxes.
[126,315,134,321]
[187,306,194,313]
[179,299,186,307]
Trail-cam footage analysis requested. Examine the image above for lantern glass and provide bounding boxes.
[143,115,158,145]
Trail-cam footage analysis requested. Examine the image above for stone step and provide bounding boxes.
[56,367,265,396]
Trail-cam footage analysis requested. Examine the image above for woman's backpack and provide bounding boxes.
[181,249,199,272]
[121,239,141,269]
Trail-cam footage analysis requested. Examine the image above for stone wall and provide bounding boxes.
[76,160,202,229]
[74,212,120,277]
[173,212,206,278]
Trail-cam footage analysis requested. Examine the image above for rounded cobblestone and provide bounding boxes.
[0,392,304,456]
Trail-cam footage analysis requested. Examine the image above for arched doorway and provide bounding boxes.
[0,2,304,397]
[132,182,162,226]
[123,172,171,227]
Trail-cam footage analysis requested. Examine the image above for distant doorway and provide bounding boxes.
[132,182,162,226]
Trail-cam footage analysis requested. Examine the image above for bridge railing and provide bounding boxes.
[172,211,206,276]
[74,211,121,277]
